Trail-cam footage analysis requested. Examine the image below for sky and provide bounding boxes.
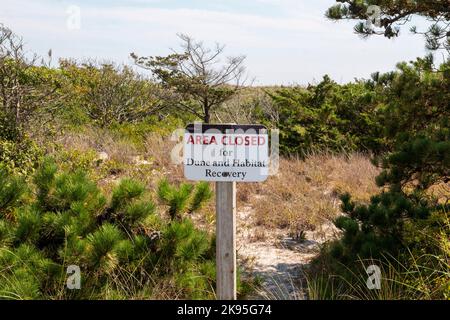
[0,0,433,85]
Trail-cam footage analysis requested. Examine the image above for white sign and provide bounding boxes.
[184,124,269,182]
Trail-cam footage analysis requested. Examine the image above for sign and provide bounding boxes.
[182,123,272,299]
[184,124,269,182]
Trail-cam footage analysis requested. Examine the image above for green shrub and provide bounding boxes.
[56,148,98,175]
[318,164,449,300]
[265,57,449,157]
[0,169,26,216]
[189,182,213,214]
[0,138,43,176]
[157,179,214,221]
[264,75,385,155]
[59,60,162,128]
[0,158,228,299]
[110,179,145,210]
[0,244,57,299]
[310,57,450,300]
[109,115,184,149]
[157,179,193,220]
[308,220,449,300]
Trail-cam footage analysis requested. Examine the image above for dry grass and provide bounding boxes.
[50,127,185,190]
[52,129,382,235]
[55,126,139,164]
[143,132,184,185]
[242,153,381,234]
[426,182,450,205]
[51,128,215,229]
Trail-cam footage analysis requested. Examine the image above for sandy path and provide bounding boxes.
[236,205,338,300]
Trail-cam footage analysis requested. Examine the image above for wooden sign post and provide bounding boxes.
[183,124,269,300]
[215,181,237,300]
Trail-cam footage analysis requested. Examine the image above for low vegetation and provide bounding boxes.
[243,154,380,236]
[0,0,449,300]
[0,158,257,299]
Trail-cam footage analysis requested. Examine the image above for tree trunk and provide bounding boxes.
[204,105,210,123]
[15,98,20,127]
[204,112,210,123]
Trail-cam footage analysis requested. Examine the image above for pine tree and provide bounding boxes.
[326,1,450,52]
[329,58,449,262]
[0,159,219,299]
[0,168,26,217]
[189,182,213,214]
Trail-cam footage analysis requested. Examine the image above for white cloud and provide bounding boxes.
[0,0,428,85]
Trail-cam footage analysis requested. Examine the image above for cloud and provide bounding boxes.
[0,0,428,85]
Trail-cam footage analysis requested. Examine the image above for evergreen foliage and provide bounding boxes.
[264,75,385,155]
[0,168,26,215]
[189,182,213,214]
[157,178,201,220]
[313,58,450,298]
[326,0,450,52]
[0,159,222,299]
[131,34,247,123]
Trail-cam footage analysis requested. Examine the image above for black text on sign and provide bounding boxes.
[183,124,269,182]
